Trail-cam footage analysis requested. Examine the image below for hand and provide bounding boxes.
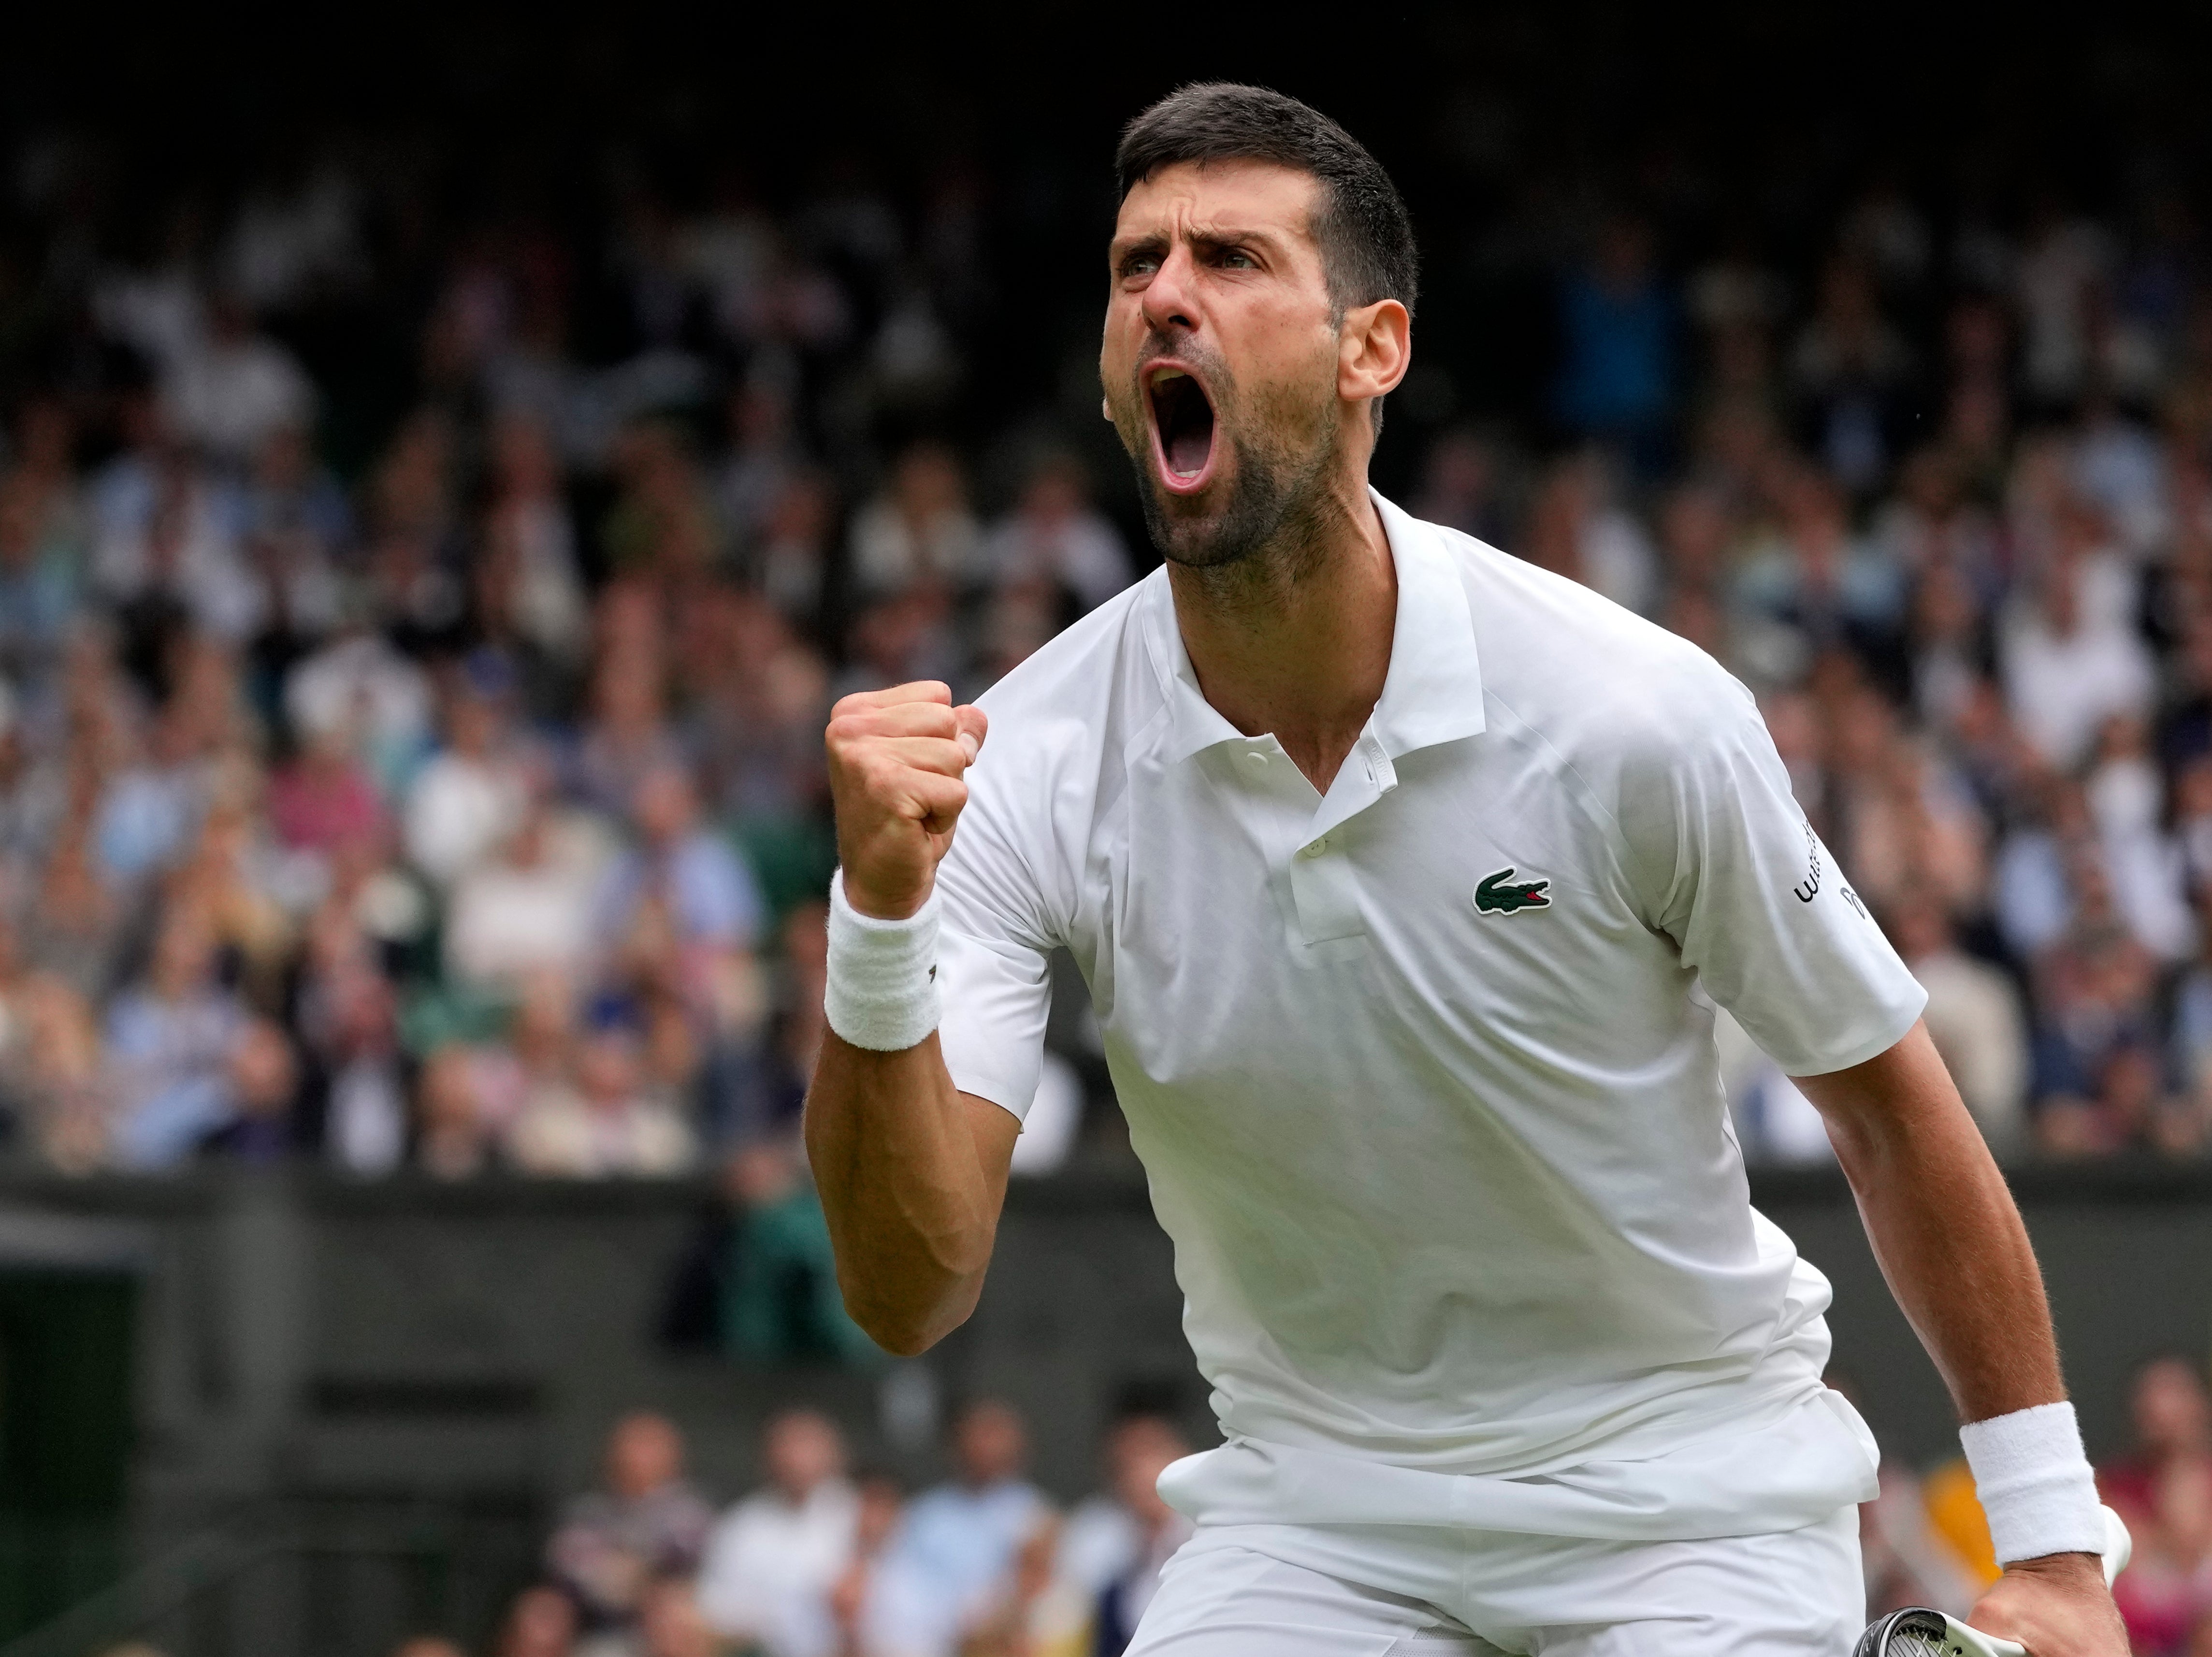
[825,681,988,919]
[1965,1552,2128,1657]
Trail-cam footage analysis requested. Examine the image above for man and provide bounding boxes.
[544,1412,713,1644]
[871,1398,1051,1656]
[807,84,2125,1655]
[697,1409,859,1657]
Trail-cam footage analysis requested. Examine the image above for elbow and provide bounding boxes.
[846,1274,985,1358]
[864,1320,942,1360]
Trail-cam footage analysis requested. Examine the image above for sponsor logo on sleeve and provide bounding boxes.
[1793,820,1867,918]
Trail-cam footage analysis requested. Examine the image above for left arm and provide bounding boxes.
[1798,1021,2126,1657]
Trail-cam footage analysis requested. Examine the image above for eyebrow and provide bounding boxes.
[1109,223,1293,261]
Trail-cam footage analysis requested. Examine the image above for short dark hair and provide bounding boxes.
[1115,83,1419,322]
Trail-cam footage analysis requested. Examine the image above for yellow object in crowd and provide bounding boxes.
[1923,1455,2002,1586]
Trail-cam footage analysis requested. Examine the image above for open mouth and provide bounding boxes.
[1147,365,1217,492]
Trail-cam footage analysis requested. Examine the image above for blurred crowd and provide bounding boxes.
[0,142,1119,1195]
[1,124,2212,1192]
[1494,185,2212,1164]
[188,1352,2210,1657]
[420,1399,1189,1657]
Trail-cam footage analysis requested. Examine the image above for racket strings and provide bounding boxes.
[1858,1609,1966,1657]
[1876,1633,1952,1657]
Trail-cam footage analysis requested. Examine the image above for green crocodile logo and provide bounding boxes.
[1475,866,1551,916]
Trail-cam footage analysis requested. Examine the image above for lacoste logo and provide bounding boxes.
[1475,866,1551,916]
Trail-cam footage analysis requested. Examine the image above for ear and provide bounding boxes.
[1337,298,1412,408]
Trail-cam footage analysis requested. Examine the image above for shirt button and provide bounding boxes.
[1242,751,1269,768]
[1301,837,1329,858]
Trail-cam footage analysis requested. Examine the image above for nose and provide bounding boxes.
[1139,243,1200,337]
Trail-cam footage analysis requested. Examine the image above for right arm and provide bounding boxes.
[803,681,1021,1356]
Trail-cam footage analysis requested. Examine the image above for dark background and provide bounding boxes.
[11,5,2209,505]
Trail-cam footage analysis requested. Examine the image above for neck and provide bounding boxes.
[1168,471,1395,793]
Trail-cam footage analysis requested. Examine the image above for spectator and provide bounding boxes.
[875,1399,1050,1654]
[0,470,82,684]
[1789,258,1915,495]
[848,443,983,599]
[636,1577,719,1657]
[827,1475,910,1657]
[574,653,687,822]
[198,1017,305,1162]
[88,430,264,647]
[714,1141,873,1362]
[1056,1415,1194,1656]
[104,903,247,1168]
[0,913,108,1168]
[1411,427,1511,545]
[982,454,1133,614]
[267,722,389,862]
[545,1413,715,1646]
[93,699,211,886]
[595,763,765,1021]
[494,1585,579,1657]
[237,424,349,667]
[749,472,838,626]
[1999,518,2155,774]
[2100,1357,2212,1653]
[697,1409,859,1656]
[20,814,128,1003]
[1518,452,1658,617]
[717,382,807,547]
[1885,888,2029,1153]
[304,951,407,1175]
[508,1009,695,1178]
[444,792,607,994]
[283,615,435,798]
[161,294,316,466]
[1552,215,1677,462]
[414,1043,502,1180]
[404,663,529,887]
[482,417,590,671]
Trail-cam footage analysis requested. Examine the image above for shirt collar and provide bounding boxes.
[1145,488,1488,766]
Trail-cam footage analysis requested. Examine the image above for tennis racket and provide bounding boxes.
[1853,1504,2132,1657]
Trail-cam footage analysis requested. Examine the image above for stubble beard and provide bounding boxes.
[1117,359,1345,585]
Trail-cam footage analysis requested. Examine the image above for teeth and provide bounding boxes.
[1152,367,1187,384]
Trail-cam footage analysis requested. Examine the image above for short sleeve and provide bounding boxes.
[931,736,1062,1122]
[1628,674,1926,1076]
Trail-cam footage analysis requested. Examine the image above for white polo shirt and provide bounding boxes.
[934,491,1926,1542]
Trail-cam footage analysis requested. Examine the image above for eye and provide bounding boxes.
[1119,252,1161,279]
[1218,247,1257,270]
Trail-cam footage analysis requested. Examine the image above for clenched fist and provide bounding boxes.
[825,681,989,920]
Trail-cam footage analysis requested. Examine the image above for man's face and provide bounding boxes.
[1102,160,1346,569]
[953,1401,1027,1486]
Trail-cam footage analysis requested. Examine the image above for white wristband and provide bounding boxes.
[1961,1401,2105,1565]
[824,872,942,1052]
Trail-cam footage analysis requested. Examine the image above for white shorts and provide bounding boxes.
[1126,1505,1864,1655]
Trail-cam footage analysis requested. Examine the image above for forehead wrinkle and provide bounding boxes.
[1183,219,1293,253]
[1116,167,1322,246]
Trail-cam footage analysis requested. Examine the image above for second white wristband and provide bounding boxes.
[824,872,942,1052]
[1961,1400,2105,1566]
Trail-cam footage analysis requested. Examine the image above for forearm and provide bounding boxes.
[803,1032,1004,1355]
[1804,1022,2063,1423]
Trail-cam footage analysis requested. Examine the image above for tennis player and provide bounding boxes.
[807,84,2126,1655]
